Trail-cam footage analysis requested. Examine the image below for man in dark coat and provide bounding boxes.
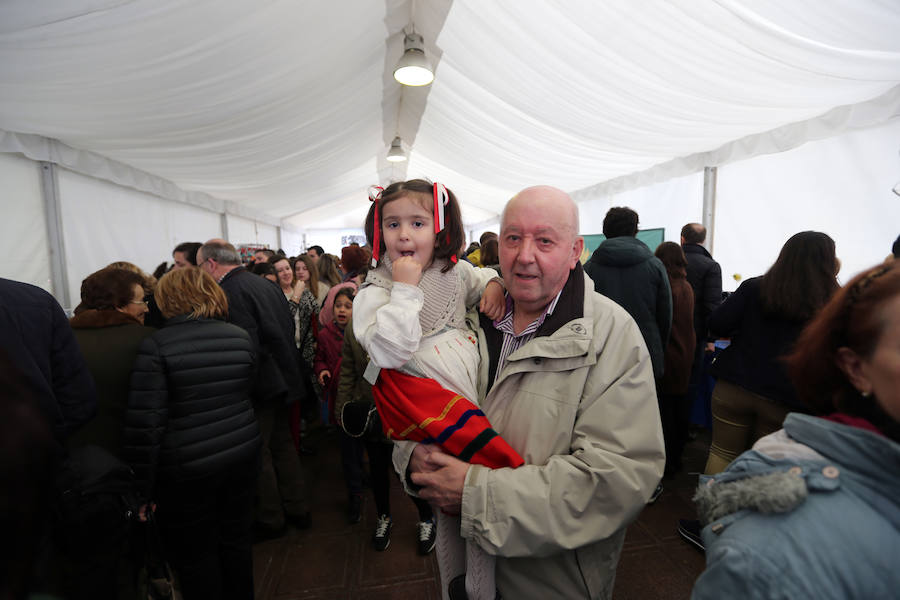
[198,240,310,535]
[0,278,96,441]
[584,208,672,380]
[681,223,722,351]
[680,223,723,399]
[0,277,97,594]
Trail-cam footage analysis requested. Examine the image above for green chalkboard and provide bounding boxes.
[579,228,666,263]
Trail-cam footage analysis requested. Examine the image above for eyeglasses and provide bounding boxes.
[129,299,148,306]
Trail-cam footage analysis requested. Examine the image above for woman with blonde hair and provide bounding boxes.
[317,252,343,288]
[123,267,261,599]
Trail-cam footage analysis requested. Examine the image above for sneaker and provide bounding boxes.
[372,514,392,551]
[416,517,436,555]
[647,482,664,504]
[677,518,705,552]
[347,494,362,524]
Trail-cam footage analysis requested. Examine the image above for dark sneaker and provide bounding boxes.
[647,482,664,504]
[372,514,392,551]
[677,518,705,552]
[348,494,362,524]
[416,517,436,555]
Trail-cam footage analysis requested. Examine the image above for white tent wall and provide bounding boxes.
[57,169,224,307]
[0,153,51,291]
[225,215,278,251]
[281,229,304,257]
[578,173,705,242]
[305,230,366,257]
[714,117,900,291]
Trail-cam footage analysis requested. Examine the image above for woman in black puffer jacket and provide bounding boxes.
[123,267,261,600]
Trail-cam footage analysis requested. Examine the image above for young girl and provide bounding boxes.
[314,283,366,520]
[353,179,517,600]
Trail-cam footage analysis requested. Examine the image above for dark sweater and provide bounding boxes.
[708,277,807,409]
[123,315,261,496]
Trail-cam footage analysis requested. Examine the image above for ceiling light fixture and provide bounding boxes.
[393,32,434,86]
[386,136,407,162]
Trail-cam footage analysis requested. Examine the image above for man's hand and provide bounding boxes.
[479,279,505,320]
[410,451,470,513]
[391,256,423,286]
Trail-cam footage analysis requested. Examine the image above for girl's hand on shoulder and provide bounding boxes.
[318,370,331,386]
[392,256,423,286]
[479,280,505,320]
[292,280,307,298]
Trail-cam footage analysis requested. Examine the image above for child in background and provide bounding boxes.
[314,283,365,520]
[353,179,517,600]
[336,314,438,555]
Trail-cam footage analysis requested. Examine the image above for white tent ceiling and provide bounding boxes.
[2,0,900,232]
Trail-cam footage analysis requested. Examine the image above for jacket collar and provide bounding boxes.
[682,243,713,259]
[218,265,246,284]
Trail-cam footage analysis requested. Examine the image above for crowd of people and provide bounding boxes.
[1,180,898,600]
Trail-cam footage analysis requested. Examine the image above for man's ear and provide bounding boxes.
[835,347,871,395]
[571,236,584,268]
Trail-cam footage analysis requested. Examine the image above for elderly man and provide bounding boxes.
[401,186,664,599]
[197,240,311,536]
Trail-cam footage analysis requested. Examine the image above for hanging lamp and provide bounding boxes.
[393,32,434,86]
[386,136,407,162]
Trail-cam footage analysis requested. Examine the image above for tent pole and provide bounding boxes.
[221,213,230,243]
[40,161,70,308]
[702,166,717,255]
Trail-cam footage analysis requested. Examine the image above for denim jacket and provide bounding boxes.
[692,413,900,600]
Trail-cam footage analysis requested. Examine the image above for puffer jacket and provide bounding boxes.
[123,315,261,496]
[692,413,900,600]
[584,236,672,379]
[395,265,665,599]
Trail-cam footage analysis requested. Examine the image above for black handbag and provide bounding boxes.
[142,511,182,600]
[341,401,382,438]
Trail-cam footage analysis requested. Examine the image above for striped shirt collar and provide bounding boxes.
[492,291,562,384]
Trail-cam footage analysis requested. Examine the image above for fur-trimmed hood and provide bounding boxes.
[70,308,144,329]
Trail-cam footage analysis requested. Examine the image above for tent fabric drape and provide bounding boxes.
[1,0,899,229]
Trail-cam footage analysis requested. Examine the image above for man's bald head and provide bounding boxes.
[503,186,579,239]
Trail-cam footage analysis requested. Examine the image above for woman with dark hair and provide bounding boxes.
[654,242,695,477]
[480,238,500,274]
[691,262,900,598]
[123,267,261,599]
[702,231,839,474]
[68,267,155,454]
[251,260,278,283]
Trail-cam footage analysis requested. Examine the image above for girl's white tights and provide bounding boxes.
[434,511,496,600]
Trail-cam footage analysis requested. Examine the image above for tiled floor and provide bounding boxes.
[253,429,709,599]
